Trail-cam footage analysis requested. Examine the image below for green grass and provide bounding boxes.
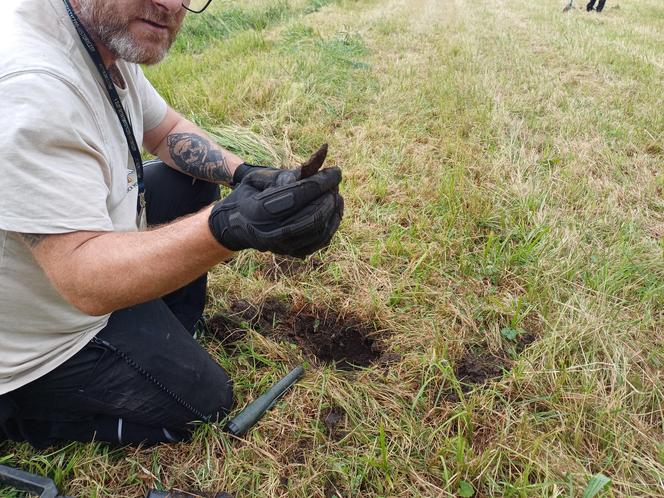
[2,0,664,496]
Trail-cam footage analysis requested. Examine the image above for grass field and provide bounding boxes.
[2,0,663,496]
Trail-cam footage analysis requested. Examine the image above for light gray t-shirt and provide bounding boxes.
[0,0,168,394]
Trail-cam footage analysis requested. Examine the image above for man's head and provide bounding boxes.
[75,0,187,65]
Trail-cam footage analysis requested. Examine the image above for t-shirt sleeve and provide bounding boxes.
[0,72,114,234]
[133,66,168,133]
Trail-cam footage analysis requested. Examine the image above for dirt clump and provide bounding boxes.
[515,330,537,353]
[321,406,346,440]
[376,352,402,366]
[288,309,380,369]
[324,477,346,498]
[219,298,385,370]
[645,143,662,156]
[515,313,542,352]
[205,314,246,345]
[446,317,541,398]
[454,349,510,389]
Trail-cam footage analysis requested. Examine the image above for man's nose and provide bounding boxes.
[152,0,183,13]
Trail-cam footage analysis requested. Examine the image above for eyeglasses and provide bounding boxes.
[182,0,213,13]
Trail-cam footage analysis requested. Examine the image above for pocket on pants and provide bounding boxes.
[75,342,114,393]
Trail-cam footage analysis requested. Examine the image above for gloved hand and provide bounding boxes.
[231,163,298,188]
[232,144,329,189]
[210,167,344,258]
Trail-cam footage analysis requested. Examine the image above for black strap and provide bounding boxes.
[62,0,146,214]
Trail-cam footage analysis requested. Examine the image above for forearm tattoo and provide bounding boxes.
[167,133,232,183]
[19,233,46,248]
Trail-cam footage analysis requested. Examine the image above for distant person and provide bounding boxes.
[586,0,607,12]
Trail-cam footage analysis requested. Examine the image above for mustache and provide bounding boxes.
[139,8,179,29]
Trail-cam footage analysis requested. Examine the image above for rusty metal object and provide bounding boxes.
[299,143,328,179]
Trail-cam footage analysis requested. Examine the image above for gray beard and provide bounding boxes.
[105,31,167,65]
[75,0,168,65]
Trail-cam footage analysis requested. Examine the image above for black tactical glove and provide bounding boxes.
[232,144,329,189]
[210,167,344,258]
[231,163,298,188]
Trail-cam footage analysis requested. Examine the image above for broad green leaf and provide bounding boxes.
[458,480,475,497]
[501,327,518,341]
[582,474,611,498]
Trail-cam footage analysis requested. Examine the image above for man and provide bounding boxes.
[0,0,343,447]
[586,0,607,12]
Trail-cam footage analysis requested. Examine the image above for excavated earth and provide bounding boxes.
[207,298,387,370]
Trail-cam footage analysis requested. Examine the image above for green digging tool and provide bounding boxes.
[226,365,305,437]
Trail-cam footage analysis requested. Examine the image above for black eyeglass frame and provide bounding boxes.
[183,0,213,13]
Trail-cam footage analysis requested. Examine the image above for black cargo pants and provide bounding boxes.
[0,161,232,448]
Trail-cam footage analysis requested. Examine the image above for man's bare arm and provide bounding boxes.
[19,233,47,248]
[144,107,244,186]
[19,206,232,316]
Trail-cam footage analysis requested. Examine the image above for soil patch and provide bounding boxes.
[470,420,500,453]
[376,352,402,367]
[216,298,385,370]
[645,143,662,156]
[446,317,541,398]
[517,313,542,349]
[324,477,346,498]
[283,438,308,465]
[321,406,347,440]
[455,349,509,388]
[259,255,324,280]
[205,314,246,345]
[515,329,537,353]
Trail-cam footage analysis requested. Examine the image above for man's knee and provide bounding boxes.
[182,364,234,424]
[162,371,233,441]
[201,374,234,422]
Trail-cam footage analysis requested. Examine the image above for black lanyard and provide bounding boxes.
[62,0,146,214]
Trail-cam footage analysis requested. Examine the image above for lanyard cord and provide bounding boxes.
[62,0,146,214]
